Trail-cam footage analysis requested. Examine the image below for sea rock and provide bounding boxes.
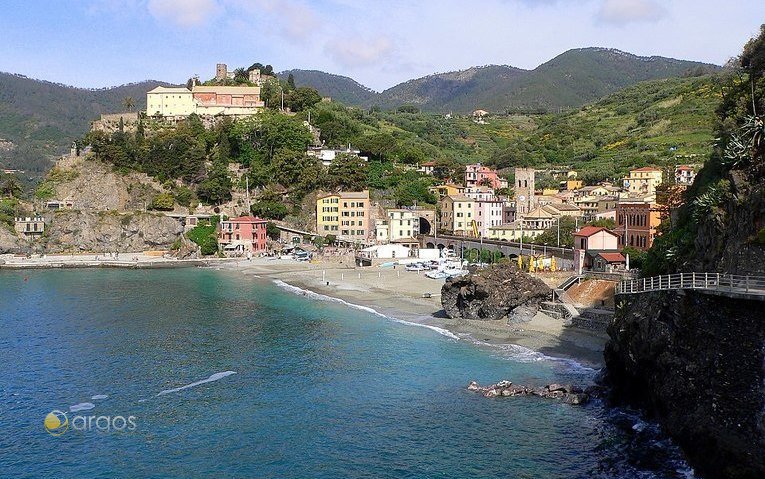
[468,380,590,405]
[441,264,551,321]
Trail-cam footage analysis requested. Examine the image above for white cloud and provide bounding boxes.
[324,35,394,69]
[596,0,666,25]
[147,0,222,27]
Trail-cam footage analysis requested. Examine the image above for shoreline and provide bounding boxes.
[0,253,239,269]
[217,258,609,369]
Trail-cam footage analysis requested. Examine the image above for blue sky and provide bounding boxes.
[0,0,763,91]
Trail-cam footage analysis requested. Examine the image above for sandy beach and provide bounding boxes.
[218,257,609,368]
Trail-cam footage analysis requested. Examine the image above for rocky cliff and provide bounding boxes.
[0,226,21,254]
[39,210,183,253]
[605,290,765,478]
[440,264,550,320]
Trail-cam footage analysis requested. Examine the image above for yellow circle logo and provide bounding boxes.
[44,410,69,436]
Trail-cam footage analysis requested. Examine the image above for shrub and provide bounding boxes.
[149,193,175,211]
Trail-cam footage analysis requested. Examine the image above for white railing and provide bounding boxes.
[616,272,765,296]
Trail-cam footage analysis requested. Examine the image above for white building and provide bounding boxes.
[306,145,369,167]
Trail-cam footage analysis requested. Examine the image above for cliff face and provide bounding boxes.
[40,211,183,253]
[0,226,20,254]
[605,290,765,478]
[441,264,550,320]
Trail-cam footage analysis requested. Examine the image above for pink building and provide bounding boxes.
[573,226,621,273]
[465,163,507,190]
[474,199,505,237]
[218,216,268,254]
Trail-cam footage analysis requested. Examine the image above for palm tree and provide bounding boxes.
[122,96,135,112]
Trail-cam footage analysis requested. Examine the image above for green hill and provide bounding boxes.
[485,74,722,181]
[373,48,718,113]
[278,69,378,105]
[0,72,168,174]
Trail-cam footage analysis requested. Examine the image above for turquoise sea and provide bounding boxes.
[0,268,692,478]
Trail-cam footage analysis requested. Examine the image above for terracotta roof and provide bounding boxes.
[227,216,267,223]
[574,226,618,238]
[676,165,694,170]
[597,252,626,263]
[421,161,437,166]
[632,166,662,172]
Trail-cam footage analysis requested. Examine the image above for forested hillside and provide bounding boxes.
[0,73,168,174]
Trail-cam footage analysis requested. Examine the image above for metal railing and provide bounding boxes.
[616,272,765,296]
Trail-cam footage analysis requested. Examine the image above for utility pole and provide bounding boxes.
[557,217,560,247]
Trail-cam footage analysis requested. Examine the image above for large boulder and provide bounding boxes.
[440,264,550,320]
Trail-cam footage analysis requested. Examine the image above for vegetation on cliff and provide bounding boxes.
[643,25,765,275]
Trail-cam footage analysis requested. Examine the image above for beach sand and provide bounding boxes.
[221,257,609,368]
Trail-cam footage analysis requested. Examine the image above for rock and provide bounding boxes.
[441,264,551,321]
[468,380,589,405]
[0,226,20,254]
[40,211,183,253]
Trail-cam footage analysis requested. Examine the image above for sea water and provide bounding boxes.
[0,269,693,478]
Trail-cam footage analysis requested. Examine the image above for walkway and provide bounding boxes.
[616,272,765,300]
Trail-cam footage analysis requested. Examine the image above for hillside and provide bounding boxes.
[484,74,722,181]
[373,48,719,113]
[278,69,377,105]
[0,73,168,174]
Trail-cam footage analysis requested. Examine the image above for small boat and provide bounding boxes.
[425,270,449,279]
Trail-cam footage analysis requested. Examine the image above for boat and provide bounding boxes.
[425,270,449,279]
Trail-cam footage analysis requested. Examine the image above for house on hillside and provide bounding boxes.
[14,216,45,239]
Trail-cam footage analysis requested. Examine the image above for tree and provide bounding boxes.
[149,192,175,211]
[532,216,577,248]
[251,187,290,220]
[287,73,296,91]
[286,87,322,112]
[327,154,368,190]
[0,174,23,198]
[122,96,135,111]
[196,162,232,204]
[234,68,249,84]
[187,219,219,256]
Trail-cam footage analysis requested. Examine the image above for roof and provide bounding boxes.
[547,203,580,211]
[192,86,261,94]
[631,166,662,172]
[421,161,437,166]
[338,191,369,199]
[147,86,191,94]
[574,226,618,238]
[597,252,626,263]
[676,165,694,170]
[225,216,267,223]
[443,194,473,202]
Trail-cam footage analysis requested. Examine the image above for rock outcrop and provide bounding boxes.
[40,210,183,253]
[467,380,593,405]
[441,264,550,320]
[605,290,765,479]
[0,226,21,254]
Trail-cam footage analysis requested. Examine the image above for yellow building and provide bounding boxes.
[439,195,475,236]
[316,191,371,244]
[146,85,264,119]
[623,167,663,196]
[429,183,465,199]
[560,179,583,191]
[487,223,545,241]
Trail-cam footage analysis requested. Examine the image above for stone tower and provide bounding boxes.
[248,69,261,84]
[514,167,536,215]
[216,63,228,81]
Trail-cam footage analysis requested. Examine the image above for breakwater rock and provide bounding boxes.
[441,264,550,320]
[467,380,593,405]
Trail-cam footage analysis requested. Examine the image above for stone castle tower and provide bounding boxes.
[216,63,228,81]
[514,167,536,215]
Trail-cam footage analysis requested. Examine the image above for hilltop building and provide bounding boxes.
[306,145,368,167]
[316,191,371,244]
[675,165,697,185]
[146,84,264,120]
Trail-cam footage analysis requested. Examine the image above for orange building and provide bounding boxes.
[615,198,661,250]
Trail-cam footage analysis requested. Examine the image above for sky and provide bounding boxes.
[0,0,763,91]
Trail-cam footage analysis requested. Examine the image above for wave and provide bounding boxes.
[69,402,95,412]
[273,279,460,340]
[273,279,597,373]
[91,394,108,400]
[157,371,237,396]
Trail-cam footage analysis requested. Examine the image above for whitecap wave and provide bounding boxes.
[273,279,459,340]
[91,394,108,400]
[70,402,95,412]
[467,337,596,373]
[157,371,237,396]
